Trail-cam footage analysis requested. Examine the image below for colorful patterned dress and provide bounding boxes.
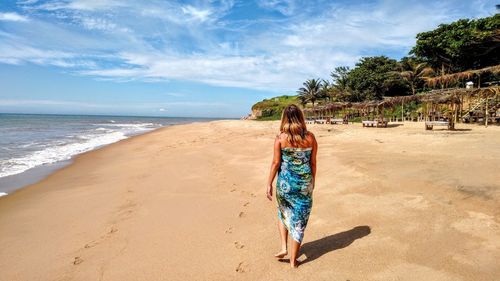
[276,147,314,243]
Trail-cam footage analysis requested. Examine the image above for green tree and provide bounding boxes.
[319,79,332,101]
[346,56,407,101]
[329,66,350,101]
[330,66,350,91]
[410,14,500,73]
[396,57,434,95]
[297,95,308,107]
[297,78,322,108]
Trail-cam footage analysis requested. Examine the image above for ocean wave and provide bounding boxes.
[0,192,7,197]
[102,122,157,127]
[0,131,129,178]
[94,124,161,139]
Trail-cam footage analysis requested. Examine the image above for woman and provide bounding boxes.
[266,104,318,268]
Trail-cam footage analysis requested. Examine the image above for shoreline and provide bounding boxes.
[0,120,499,280]
[0,119,218,197]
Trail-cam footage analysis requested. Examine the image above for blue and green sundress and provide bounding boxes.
[276,147,314,243]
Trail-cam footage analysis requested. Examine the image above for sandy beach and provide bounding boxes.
[1,120,499,281]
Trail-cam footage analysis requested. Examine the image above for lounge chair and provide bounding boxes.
[331,118,344,124]
[376,118,388,128]
[362,120,377,127]
[425,121,453,130]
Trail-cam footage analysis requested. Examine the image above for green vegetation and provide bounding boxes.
[411,14,500,72]
[250,14,499,119]
[345,56,409,101]
[251,95,299,120]
[296,79,324,108]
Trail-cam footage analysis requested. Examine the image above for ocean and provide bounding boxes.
[0,113,220,196]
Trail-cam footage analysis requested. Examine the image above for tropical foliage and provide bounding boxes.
[397,57,435,95]
[295,14,499,108]
[251,14,499,120]
[411,14,500,73]
[297,79,322,108]
[251,95,299,120]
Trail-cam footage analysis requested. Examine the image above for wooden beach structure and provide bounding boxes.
[422,64,500,128]
[303,102,351,124]
[301,64,500,129]
[302,85,499,130]
[424,65,500,89]
[352,100,389,128]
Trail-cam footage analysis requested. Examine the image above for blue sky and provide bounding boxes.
[0,0,497,117]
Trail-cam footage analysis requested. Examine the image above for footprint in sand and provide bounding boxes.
[83,226,118,249]
[225,226,233,234]
[84,240,99,249]
[235,262,248,273]
[73,257,83,265]
[230,189,236,192]
[243,202,250,207]
[238,211,245,218]
[109,226,118,234]
[234,241,244,249]
[239,191,256,198]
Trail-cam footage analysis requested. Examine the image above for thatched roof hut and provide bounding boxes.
[303,102,352,116]
[303,86,499,124]
[425,65,500,88]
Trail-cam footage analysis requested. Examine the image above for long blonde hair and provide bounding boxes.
[280,104,308,146]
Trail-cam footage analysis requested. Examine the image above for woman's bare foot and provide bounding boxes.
[290,259,299,268]
[274,249,288,258]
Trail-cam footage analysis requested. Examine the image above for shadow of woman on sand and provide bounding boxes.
[298,225,371,265]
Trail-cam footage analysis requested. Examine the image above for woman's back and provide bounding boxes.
[277,131,315,149]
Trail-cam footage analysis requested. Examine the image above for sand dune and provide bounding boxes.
[0,120,499,280]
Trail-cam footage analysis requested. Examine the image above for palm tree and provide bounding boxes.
[297,95,308,107]
[398,60,434,95]
[330,66,350,92]
[329,66,351,101]
[297,78,322,109]
[320,79,332,101]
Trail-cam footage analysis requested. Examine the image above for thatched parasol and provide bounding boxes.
[425,64,500,88]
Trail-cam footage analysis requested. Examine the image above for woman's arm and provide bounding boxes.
[310,133,318,187]
[266,136,282,201]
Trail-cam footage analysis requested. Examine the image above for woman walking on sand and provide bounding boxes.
[266,104,317,268]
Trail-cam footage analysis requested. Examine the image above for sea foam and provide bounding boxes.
[0,115,213,195]
[0,131,129,178]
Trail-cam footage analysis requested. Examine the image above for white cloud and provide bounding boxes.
[164,92,185,97]
[1,0,496,93]
[77,50,359,91]
[0,43,74,66]
[34,0,127,11]
[181,5,212,22]
[80,17,116,31]
[0,99,110,108]
[257,0,297,16]
[0,99,230,110]
[0,12,29,22]
[17,0,39,4]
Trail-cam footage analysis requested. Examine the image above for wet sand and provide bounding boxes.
[0,120,499,280]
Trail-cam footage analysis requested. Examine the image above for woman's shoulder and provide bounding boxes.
[305,130,315,139]
[276,132,287,139]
